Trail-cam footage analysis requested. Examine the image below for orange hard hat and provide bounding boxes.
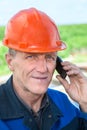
[3,8,66,53]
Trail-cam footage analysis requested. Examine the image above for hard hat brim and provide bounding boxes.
[3,39,66,53]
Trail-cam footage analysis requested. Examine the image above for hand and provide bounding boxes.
[56,61,87,112]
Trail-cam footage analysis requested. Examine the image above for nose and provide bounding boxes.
[36,59,48,73]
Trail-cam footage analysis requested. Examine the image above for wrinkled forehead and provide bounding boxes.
[8,48,57,58]
[22,51,57,56]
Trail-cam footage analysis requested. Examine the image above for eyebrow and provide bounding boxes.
[23,52,57,56]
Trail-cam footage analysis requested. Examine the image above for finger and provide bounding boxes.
[62,62,78,71]
[61,61,85,82]
[56,75,70,91]
[67,67,84,80]
[66,69,79,76]
[62,63,81,76]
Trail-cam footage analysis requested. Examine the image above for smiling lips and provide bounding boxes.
[32,76,48,80]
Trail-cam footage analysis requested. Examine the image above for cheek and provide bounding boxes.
[13,62,34,78]
[48,63,56,74]
[12,61,25,76]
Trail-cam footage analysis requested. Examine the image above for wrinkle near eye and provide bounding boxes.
[45,55,56,61]
[24,52,57,62]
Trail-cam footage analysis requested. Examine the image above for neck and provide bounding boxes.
[13,83,44,113]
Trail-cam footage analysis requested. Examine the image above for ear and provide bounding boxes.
[5,54,14,71]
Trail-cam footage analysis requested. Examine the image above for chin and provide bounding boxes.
[32,85,48,95]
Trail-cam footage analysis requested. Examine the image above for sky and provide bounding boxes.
[0,0,87,25]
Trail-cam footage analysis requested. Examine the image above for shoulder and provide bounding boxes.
[0,82,9,112]
[47,88,69,106]
[47,88,67,100]
[0,82,7,97]
[47,88,77,111]
[0,76,12,98]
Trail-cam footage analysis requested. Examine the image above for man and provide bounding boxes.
[0,7,87,130]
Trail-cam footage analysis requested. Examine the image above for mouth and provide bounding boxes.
[32,76,48,80]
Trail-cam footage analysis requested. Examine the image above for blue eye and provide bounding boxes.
[27,55,33,58]
[46,55,56,61]
[26,55,38,61]
[25,55,35,60]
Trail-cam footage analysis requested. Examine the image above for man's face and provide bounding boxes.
[6,51,57,95]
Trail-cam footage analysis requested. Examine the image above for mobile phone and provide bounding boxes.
[56,56,67,79]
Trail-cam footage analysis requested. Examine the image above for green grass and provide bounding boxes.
[0,44,11,75]
[0,24,87,75]
[0,26,5,41]
[58,24,87,57]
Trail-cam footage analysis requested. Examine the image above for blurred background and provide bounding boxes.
[0,0,87,84]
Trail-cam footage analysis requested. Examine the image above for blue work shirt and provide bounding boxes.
[0,76,87,130]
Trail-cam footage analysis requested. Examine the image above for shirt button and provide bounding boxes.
[48,114,52,118]
[29,118,32,122]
